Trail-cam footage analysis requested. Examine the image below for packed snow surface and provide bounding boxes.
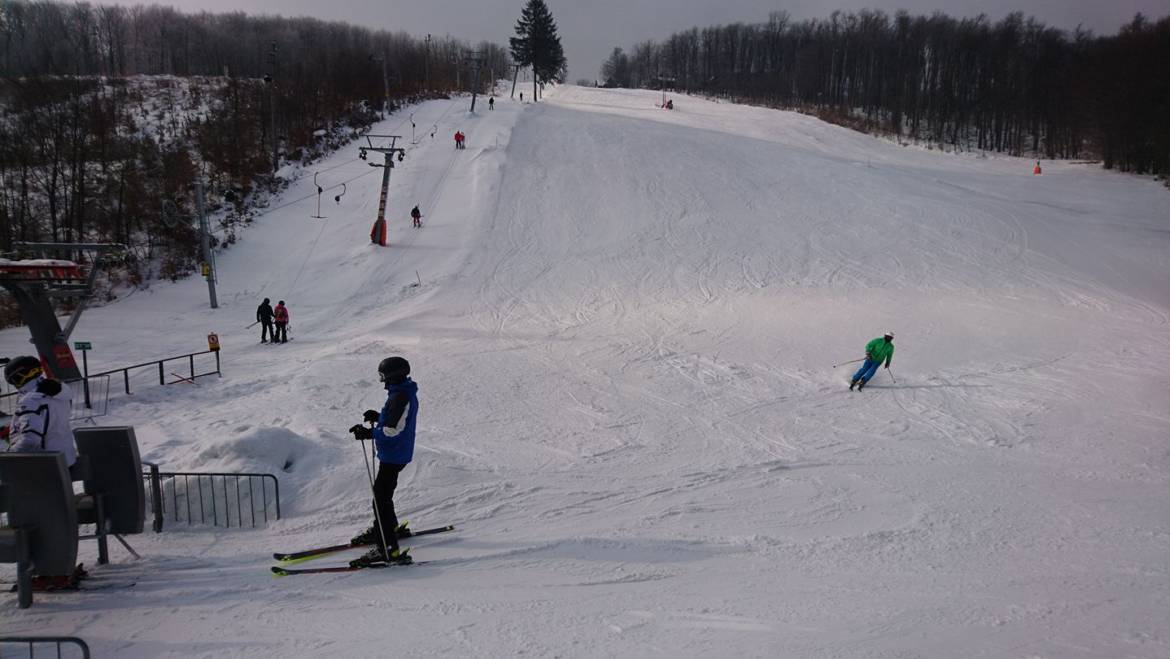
[3,86,1169,658]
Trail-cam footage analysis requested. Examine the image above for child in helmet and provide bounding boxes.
[2,356,75,467]
[3,355,87,590]
[347,356,419,566]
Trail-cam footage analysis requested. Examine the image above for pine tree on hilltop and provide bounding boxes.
[510,0,566,101]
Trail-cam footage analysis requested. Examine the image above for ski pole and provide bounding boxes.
[357,427,391,559]
[887,368,897,384]
[832,357,866,368]
[246,321,258,329]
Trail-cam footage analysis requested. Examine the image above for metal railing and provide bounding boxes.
[0,349,220,412]
[142,468,281,530]
[92,348,222,395]
[0,636,90,658]
[0,374,109,421]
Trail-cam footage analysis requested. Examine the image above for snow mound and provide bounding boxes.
[189,426,328,476]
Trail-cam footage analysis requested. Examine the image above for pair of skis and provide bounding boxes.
[270,524,454,576]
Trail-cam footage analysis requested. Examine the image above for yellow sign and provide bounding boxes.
[207,332,221,351]
[201,262,211,277]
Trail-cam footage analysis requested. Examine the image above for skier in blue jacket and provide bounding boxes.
[348,356,419,566]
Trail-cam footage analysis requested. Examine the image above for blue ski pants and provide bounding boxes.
[852,358,882,383]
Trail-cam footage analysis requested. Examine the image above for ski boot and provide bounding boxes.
[30,573,81,592]
[856,378,867,391]
[349,546,411,568]
[395,522,413,539]
[849,379,858,391]
[351,525,379,545]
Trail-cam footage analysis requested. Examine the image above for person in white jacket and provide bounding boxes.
[2,355,84,590]
[2,355,76,468]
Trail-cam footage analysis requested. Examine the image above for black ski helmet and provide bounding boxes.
[378,356,410,383]
[5,355,43,387]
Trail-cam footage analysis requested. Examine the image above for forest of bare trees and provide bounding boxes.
[0,1,510,295]
[602,10,1170,177]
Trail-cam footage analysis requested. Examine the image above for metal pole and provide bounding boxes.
[81,348,91,409]
[376,152,393,230]
[381,56,389,117]
[469,51,483,112]
[424,35,430,90]
[196,182,218,308]
[269,42,278,175]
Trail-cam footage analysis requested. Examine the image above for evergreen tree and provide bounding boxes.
[601,47,631,87]
[510,0,566,101]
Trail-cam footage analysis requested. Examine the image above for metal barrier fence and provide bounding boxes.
[0,349,220,414]
[0,374,109,421]
[0,636,90,658]
[142,468,281,530]
[92,348,222,395]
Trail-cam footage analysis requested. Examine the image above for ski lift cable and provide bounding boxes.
[278,97,466,296]
[285,205,335,297]
[256,97,461,220]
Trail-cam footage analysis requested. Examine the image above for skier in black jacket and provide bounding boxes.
[256,298,275,343]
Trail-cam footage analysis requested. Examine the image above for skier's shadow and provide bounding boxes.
[867,383,992,391]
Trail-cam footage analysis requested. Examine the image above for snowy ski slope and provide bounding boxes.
[2,86,1168,658]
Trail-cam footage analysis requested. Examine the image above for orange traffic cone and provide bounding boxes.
[1033,161,1042,175]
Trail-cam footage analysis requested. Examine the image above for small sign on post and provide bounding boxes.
[73,341,92,408]
[207,332,221,352]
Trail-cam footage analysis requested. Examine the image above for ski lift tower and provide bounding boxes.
[0,243,123,381]
[358,134,407,242]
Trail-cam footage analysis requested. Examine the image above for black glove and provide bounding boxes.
[36,378,62,396]
[362,409,380,424]
[348,424,373,440]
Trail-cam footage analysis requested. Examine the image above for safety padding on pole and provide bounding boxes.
[370,218,387,246]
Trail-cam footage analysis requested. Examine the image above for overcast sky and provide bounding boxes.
[91,0,1170,79]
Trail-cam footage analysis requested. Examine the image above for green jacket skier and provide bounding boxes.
[850,332,894,391]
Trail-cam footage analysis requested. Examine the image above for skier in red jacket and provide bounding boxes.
[273,301,290,343]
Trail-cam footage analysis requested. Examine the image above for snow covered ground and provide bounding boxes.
[3,86,1169,658]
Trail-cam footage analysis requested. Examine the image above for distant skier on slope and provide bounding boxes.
[273,301,290,343]
[849,332,894,391]
[347,356,419,567]
[411,205,422,228]
[454,130,465,150]
[256,298,275,343]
